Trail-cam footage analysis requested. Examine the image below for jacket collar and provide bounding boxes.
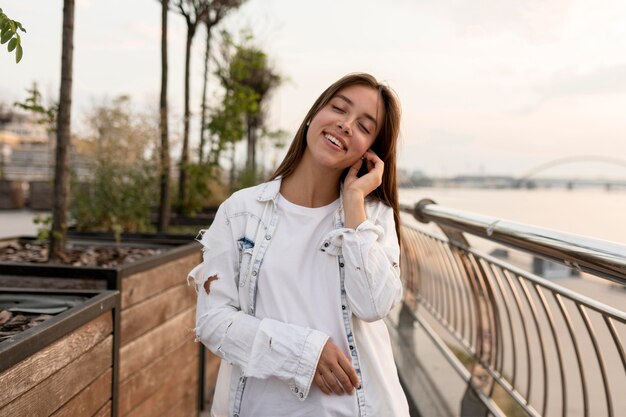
[257,177,282,202]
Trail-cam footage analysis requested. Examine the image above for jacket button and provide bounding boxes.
[294,387,299,393]
[323,242,329,247]
[349,345,354,350]
[299,392,304,398]
[339,262,344,267]
[265,234,272,240]
[252,271,257,276]
[342,305,346,310]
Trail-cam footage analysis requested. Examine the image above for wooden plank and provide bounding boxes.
[125,360,198,417]
[92,401,111,417]
[119,338,197,416]
[119,308,195,382]
[120,283,195,346]
[0,312,112,408]
[121,252,200,309]
[158,380,197,417]
[51,369,112,417]
[204,350,221,410]
[0,336,112,417]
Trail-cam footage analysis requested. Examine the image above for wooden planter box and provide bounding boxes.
[27,180,54,210]
[0,289,119,417]
[0,180,26,209]
[0,234,208,417]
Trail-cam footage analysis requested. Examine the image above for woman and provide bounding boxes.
[189,73,409,417]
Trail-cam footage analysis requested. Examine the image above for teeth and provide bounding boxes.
[325,133,344,150]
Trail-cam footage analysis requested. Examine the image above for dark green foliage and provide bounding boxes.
[71,161,157,237]
[70,96,158,238]
[182,162,214,215]
[0,8,26,63]
[209,31,285,188]
[14,87,57,130]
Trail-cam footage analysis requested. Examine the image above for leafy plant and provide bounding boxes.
[0,8,26,63]
[32,214,61,242]
[14,87,58,130]
[70,96,159,239]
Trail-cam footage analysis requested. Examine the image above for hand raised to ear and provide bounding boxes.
[343,149,384,200]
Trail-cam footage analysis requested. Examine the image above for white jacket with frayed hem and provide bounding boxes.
[188,178,409,417]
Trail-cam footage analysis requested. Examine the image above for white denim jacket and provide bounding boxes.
[188,177,405,417]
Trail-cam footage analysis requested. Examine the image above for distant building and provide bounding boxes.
[0,106,91,182]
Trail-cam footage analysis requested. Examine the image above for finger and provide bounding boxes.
[348,158,363,174]
[332,365,355,394]
[314,371,331,395]
[321,368,343,395]
[338,354,361,389]
[364,149,382,163]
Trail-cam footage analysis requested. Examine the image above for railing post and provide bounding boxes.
[415,200,497,417]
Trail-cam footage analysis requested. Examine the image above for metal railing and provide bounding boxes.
[396,199,626,417]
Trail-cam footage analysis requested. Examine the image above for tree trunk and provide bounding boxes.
[50,0,75,260]
[229,142,236,190]
[198,24,212,165]
[157,0,171,232]
[177,28,194,213]
[246,115,257,175]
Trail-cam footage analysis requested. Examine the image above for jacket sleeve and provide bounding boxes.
[323,202,403,322]
[188,202,328,401]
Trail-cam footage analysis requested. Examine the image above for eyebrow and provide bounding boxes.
[336,94,378,128]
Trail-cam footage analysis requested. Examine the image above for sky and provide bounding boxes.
[1,0,626,179]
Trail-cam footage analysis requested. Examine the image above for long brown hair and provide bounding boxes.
[271,73,402,243]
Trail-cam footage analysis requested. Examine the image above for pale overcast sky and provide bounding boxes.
[1,0,626,179]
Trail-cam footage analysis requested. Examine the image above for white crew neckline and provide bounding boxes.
[277,193,340,215]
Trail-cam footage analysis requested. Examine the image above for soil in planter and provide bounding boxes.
[0,293,90,342]
[0,241,165,267]
[0,309,54,342]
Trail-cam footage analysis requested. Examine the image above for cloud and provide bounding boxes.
[425,129,474,146]
[427,0,574,43]
[539,64,626,97]
[520,64,626,113]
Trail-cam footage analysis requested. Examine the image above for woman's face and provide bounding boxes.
[305,84,384,171]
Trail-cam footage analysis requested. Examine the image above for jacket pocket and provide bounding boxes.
[237,236,255,287]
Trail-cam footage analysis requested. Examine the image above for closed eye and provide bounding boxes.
[358,123,370,134]
[332,105,345,113]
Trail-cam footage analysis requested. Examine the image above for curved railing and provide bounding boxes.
[396,200,626,417]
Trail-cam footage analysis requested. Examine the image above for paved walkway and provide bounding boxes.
[0,210,42,239]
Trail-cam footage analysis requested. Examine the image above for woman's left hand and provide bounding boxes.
[343,149,384,199]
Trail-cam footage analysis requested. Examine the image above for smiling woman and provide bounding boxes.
[188,73,409,417]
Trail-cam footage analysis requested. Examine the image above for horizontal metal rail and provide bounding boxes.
[402,200,626,286]
[397,200,626,417]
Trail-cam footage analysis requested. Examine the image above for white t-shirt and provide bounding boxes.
[240,194,358,417]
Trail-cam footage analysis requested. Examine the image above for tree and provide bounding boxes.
[157,0,171,232]
[172,0,210,213]
[211,32,284,187]
[197,0,246,165]
[0,8,26,63]
[50,0,75,260]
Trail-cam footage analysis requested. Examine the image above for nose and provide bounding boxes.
[337,118,352,135]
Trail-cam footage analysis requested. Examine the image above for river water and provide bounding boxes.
[399,187,626,245]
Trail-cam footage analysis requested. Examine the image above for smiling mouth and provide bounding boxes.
[324,133,345,150]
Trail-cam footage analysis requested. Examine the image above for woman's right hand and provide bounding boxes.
[314,339,361,395]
